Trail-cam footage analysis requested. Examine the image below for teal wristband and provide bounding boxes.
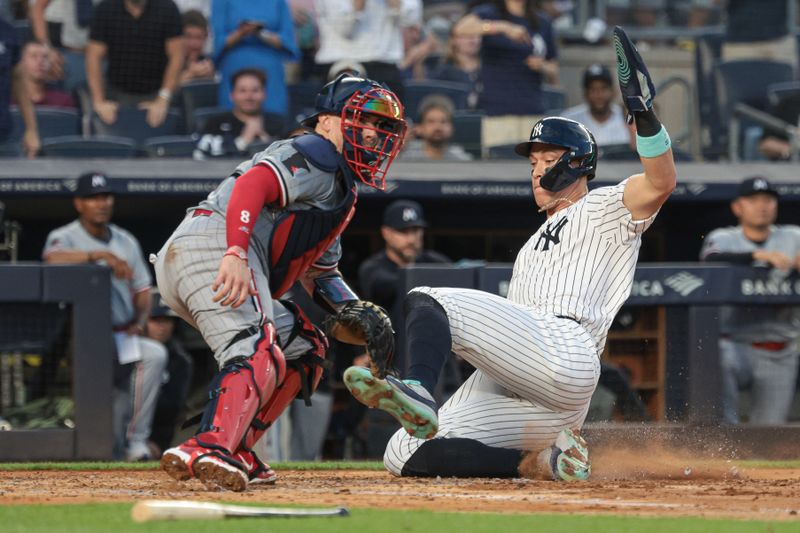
[636,125,671,158]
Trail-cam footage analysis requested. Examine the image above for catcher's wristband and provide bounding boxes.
[636,125,671,158]
[313,274,358,314]
[224,247,248,261]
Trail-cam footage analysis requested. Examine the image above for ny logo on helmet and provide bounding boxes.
[532,122,544,137]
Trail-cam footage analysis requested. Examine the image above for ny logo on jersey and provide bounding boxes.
[534,217,568,251]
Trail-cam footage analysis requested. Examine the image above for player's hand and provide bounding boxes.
[140,98,169,128]
[212,249,256,308]
[94,100,118,124]
[94,251,134,279]
[753,250,793,271]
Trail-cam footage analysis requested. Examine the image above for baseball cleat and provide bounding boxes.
[343,366,438,439]
[613,26,656,115]
[233,449,278,485]
[537,428,591,481]
[193,455,249,492]
[160,442,197,482]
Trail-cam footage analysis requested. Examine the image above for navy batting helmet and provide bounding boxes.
[514,117,597,192]
[301,75,406,190]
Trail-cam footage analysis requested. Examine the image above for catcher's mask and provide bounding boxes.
[514,116,597,193]
[301,74,407,190]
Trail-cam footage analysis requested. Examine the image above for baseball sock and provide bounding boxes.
[401,438,522,478]
[404,291,451,396]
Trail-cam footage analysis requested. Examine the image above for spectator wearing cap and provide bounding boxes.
[358,200,450,318]
[400,95,472,161]
[147,289,194,453]
[561,63,631,148]
[700,176,800,425]
[42,171,167,460]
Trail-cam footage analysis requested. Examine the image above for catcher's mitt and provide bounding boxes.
[325,300,394,378]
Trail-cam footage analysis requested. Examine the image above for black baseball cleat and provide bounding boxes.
[613,26,656,116]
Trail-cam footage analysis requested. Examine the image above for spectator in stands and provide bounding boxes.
[722,0,796,70]
[358,200,450,320]
[193,68,285,159]
[314,0,422,101]
[399,15,448,81]
[429,16,482,110]
[700,176,800,425]
[460,0,558,116]
[86,0,183,127]
[42,172,167,459]
[0,17,40,158]
[147,289,193,454]
[561,64,631,148]
[29,0,97,92]
[327,59,367,81]
[289,0,318,82]
[173,0,208,15]
[178,9,214,85]
[401,94,472,161]
[605,0,664,29]
[16,41,76,108]
[212,0,299,117]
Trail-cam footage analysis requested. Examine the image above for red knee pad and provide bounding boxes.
[195,322,286,454]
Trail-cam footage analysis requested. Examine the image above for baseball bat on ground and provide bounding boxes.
[131,500,350,522]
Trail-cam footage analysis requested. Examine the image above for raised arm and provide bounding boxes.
[612,27,677,220]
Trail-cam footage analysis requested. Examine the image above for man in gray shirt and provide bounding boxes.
[43,172,167,460]
[700,176,800,424]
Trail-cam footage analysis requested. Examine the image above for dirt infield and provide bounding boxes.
[1,461,799,521]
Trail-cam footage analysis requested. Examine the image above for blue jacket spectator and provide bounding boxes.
[212,0,299,117]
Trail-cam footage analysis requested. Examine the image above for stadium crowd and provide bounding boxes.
[1,0,799,462]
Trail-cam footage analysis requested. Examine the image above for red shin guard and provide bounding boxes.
[194,323,286,455]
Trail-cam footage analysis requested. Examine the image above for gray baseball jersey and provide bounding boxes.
[384,180,658,475]
[197,138,344,271]
[700,225,800,342]
[43,220,152,327]
[154,137,351,366]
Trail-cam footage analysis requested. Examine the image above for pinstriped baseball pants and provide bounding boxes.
[153,212,310,367]
[384,286,601,476]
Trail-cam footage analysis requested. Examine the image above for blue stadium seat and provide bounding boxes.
[403,80,470,117]
[142,135,199,158]
[713,59,793,159]
[451,112,483,159]
[0,142,21,158]
[180,79,220,131]
[40,135,137,158]
[8,107,81,144]
[91,107,182,145]
[486,143,518,160]
[191,106,228,133]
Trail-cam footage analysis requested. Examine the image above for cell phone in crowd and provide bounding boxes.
[242,20,264,30]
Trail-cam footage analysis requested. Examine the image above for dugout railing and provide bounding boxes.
[0,263,113,460]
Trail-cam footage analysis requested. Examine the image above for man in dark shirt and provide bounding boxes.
[358,200,449,315]
[193,68,285,159]
[86,0,183,127]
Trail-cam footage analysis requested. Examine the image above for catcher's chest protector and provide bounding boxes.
[268,136,358,297]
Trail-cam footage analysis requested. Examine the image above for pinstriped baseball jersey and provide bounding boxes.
[383,180,660,476]
[700,225,800,342]
[507,180,657,355]
[197,138,345,270]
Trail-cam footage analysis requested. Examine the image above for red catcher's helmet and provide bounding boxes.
[301,75,407,190]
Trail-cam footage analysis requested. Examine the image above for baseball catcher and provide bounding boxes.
[152,74,406,491]
[342,26,677,481]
